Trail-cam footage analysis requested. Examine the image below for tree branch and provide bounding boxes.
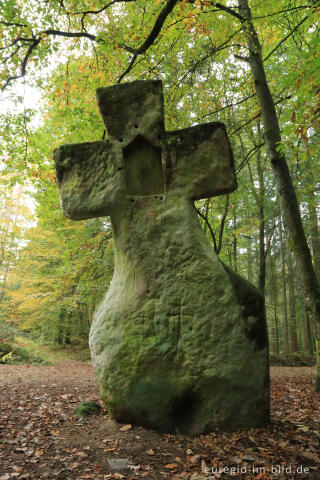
[74,0,135,16]
[135,0,179,54]
[236,142,265,174]
[0,36,35,51]
[117,52,137,83]
[1,28,99,89]
[251,5,316,20]
[212,2,245,21]
[234,53,250,62]
[43,29,96,41]
[263,14,311,62]
[171,28,242,92]
[231,111,262,138]
[76,0,136,31]
[199,93,256,119]
[231,94,292,139]
[1,38,40,90]
[0,46,21,66]
[140,35,181,78]
[0,21,28,27]
[117,0,179,82]
[217,194,230,254]
[196,206,218,253]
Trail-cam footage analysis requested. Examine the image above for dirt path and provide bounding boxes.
[0,364,319,480]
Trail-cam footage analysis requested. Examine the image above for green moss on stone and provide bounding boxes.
[73,401,102,418]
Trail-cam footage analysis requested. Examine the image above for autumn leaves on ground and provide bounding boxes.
[0,361,319,480]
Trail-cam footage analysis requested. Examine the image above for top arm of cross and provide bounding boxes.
[54,80,236,220]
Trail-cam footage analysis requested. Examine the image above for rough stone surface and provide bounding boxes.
[107,458,129,472]
[54,80,270,435]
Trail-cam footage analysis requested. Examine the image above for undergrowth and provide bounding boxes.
[0,341,50,365]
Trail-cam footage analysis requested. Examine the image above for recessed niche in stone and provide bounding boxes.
[123,135,164,196]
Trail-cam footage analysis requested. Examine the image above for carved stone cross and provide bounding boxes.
[54,80,269,434]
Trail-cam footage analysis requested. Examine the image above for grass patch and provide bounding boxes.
[48,343,91,362]
[13,337,91,364]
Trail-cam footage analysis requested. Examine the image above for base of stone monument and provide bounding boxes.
[89,202,270,435]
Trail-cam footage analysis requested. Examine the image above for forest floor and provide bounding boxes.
[0,361,319,480]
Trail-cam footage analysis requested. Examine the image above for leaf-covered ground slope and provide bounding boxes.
[0,362,319,479]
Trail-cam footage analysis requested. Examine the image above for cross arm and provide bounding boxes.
[54,140,123,220]
[165,122,237,200]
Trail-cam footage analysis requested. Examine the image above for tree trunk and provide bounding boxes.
[246,123,265,292]
[256,123,266,293]
[0,263,10,301]
[270,254,280,354]
[307,189,320,280]
[247,234,253,284]
[304,312,313,355]
[279,217,289,354]
[287,246,299,352]
[232,207,238,273]
[238,0,320,391]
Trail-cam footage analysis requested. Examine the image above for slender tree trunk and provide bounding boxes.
[233,207,238,273]
[238,0,320,390]
[307,189,320,280]
[287,246,299,352]
[247,234,253,284]
[304,155,320,280]
[279,217,289,354]
[270,254,280,354]
[256,139,265,293]
[246,123,265,292]
[304,312,313,354]
[0,263,10,301]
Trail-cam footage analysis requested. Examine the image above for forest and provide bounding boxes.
[0,0,320,479]
[1,0,319,369]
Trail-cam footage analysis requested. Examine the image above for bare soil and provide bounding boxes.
[0,363,319,480]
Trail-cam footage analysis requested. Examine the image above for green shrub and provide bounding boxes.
[0,341,50,365]
[0,320,17,342]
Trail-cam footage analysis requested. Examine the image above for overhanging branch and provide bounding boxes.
[74,0,135,16]
[263,14,311,62]
[1,38,40,90]
[196,205,218,253]
[43,29,96,41]
[1,29,97,90]
[0,21,28,27]
[211,2,245,21]
[117,0,179,82]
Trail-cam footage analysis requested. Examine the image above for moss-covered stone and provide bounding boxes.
[73,401,102,418]
[54,80,270,434]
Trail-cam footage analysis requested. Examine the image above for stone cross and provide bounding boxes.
[54,80,269,435]
[55,80,236,219]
